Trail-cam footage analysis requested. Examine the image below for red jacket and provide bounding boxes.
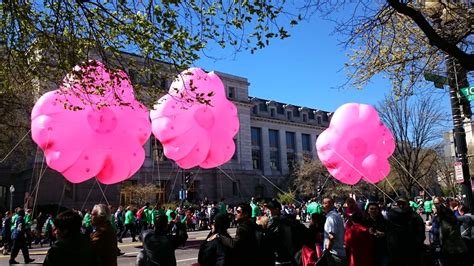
[344,223,374,266]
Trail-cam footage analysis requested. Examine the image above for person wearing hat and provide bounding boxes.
[265,199,307,266]
[385,197,425,266]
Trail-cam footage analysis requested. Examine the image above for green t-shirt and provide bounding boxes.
[82,213,92,228]
[150,209,166,225]
[110,214,117,230]
[11,214,18,231]
[250,202,261,218]
[124,210,134,225]
[409,201,420,211]
[218,202,227,215]
[25,214,32,229]
[166,209,175,222]
[307,202,323,215]
[424,200,433,213]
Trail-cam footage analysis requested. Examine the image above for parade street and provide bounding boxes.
[0,228,229,266]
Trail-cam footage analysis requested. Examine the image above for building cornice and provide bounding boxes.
[251,116,327,130]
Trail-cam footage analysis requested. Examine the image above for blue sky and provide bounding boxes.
[196,15,391,112]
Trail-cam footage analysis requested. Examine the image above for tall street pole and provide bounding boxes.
[446,55,473,210]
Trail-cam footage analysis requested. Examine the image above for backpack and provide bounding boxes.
[137,207,146,220]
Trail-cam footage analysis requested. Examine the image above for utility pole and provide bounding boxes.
[446,55,473,210]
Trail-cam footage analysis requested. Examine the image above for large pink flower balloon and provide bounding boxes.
[150,68,239,169]
[31,61,151,184]
[316,103,395,185]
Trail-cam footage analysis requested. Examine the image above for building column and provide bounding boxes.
[261,127,271,175]
[279,129,288,175]
[295,132,303,161]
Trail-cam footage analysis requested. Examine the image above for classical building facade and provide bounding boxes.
[5,66,330,211]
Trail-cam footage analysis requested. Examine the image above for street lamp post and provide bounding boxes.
[9,185,15,212]
[446,55,474,210]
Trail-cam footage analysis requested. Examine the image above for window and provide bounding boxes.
[317,116,322,124]
[277,105,285,114]
[287,111,292,120]
[252,105,258,114]
[303,114,308,122]
[251,127,262,170]
[322,113,329,122]
[269,130,280,170]
[293,109,300,117]
[302,134,312,152]
[252,150,262,170]
[228,86,235,99]
[287,152,296,172]
[232,138,238,160]
[309,112,315,120]
[286,132,295,150]
[259,103,268,112]
[269,129,279,148]
[251,127,261,147]
[270,108,276,117]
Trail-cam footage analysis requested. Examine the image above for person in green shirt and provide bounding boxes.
[10,207,20,232]
[250,197,261,223]
[24,209,33,249]
[423,198,434,221]
[306,198,323,216]
[119,206,137,242]
[82,209,93,235]
[409,200,420,213]
[218,198,227,215]
[166,208,176,222]
[150,203,166,226]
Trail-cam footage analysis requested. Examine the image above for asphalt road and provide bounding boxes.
[0,228,235,266]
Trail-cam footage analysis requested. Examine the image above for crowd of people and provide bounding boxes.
[0,194,472,266]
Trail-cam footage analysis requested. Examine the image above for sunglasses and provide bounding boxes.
[236,209,242,214]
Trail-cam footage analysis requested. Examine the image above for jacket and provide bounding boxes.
[43,233,99,266]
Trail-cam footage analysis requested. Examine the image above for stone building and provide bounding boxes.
[3,62,330,211]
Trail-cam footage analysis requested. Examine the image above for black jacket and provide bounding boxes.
[139,229,177,266]
[266,216,308,264]
[43,233,99,266]
[198,233,231,266]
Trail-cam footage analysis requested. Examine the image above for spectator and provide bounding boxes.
[322,197,347,266]
[137,214,177,266]
[90,204,118,266]
[386,197,425,266]
[198,214,232,266]
[457,204,474,265]
[43,210,99,266]
[344,212,374,266]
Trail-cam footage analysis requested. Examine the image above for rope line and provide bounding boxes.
[391,156,433,197]
[0,129,31,164]
[81,180,96,211]
[259,174,303,205]
[95,178,110,206]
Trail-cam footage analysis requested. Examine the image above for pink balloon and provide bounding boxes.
[316,103,395,185]
[31,61,151,184]
[150,68,239,169]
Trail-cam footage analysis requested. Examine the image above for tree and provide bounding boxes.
[292,159,330,197]
[333,1,473,96]
[378,95,445,195]
[121,182,161,207]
